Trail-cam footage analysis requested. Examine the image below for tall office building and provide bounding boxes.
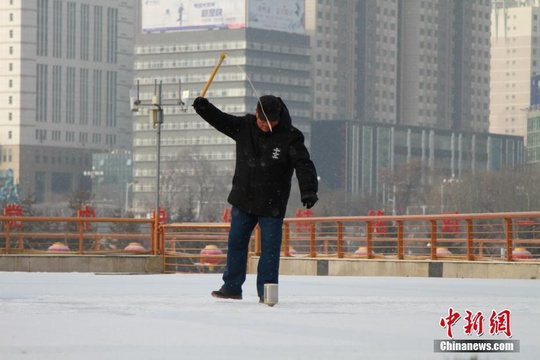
[490,0,540,144]
[132,1,311,218]
[0,0,136,204]
[306,0,491,133]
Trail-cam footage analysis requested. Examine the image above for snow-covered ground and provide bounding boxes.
[0,272,538,360]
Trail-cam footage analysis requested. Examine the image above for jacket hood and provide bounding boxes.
[277,97,292,128]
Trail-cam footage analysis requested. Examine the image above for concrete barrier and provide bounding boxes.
[250,257,540,279]
[2,255,539,279]
[0,255,162,274]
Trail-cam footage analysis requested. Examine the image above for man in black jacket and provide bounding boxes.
[193,95,318,302]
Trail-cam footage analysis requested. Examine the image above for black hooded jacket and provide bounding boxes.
[194,99,318,218]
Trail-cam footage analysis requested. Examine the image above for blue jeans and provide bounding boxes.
[222,206,284,297]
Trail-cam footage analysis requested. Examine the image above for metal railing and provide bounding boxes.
[281,212,540,261]
[160,212,540,273]
[3,212,539,273]
[1,216,156,254]
[161,222,256,273]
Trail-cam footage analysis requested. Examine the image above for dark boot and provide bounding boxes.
[211,287,242,300]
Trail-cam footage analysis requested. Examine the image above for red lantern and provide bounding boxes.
[200,245,223,270]
[512,247,532,260]
[47,242,70,252]
[436,247,453,256]
[124,242,145,252]
[354,246,374,257]
[281,246,297,257]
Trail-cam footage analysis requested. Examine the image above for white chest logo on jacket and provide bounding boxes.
[272,148,281,159]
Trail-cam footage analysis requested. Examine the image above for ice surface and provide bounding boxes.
[0,272,538,360]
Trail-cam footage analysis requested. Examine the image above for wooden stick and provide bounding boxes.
[200,52,227,98]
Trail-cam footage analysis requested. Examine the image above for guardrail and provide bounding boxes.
[1,216,156,254]
[161,212,539,273]
[161,222,251,273]
[3,212,539,273]
[281,212,539,261]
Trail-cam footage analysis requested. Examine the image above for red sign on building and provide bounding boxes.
[4,204,23,229]
[441,211,459,233]
[222,208,232,223]
[152,208,168,223]
[295,208,313,232]
[367,209,387,234]
[78,205,95,230]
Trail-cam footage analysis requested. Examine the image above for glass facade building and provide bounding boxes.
[312,120,525,196]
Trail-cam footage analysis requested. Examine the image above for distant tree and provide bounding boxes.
[109,207,140,232]
[18,194,41,248]
[67,187,93,216]
[160,148,228,221]
[172,194,196,222]
[107,207,141,250]
[64,187,94,250]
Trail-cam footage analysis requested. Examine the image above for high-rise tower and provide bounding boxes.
[0,0,136,204]
[306,0,491,133]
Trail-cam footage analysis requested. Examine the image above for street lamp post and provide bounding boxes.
[125,181,138,216]
[130,80,186,219]
[440,174,458,213]
[516,186,531,211]
[151,83,163,219]
[83,167,104,199]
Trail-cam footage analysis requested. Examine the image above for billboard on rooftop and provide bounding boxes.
[141,0,305,34]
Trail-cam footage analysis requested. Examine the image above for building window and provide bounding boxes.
[94,6,103,62]
[66,2,76,59]
[37,0,49,56]
[8,131,12,139]
[106,7,118,63]
[53,0,63,57]
[80,4,90,60]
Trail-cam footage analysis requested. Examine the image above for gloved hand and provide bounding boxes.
[301,193,319,209]
[192,97,209,111]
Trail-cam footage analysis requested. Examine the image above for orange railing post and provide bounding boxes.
[397,220,404,260]
[310,222,316,258]
[366,221,373,259]
[17,234,23,250]
[283,222,290,257]
[430,220,437,260]
[466,219,474,260]
[337,221,343,258]
[78,221,84,254]
[505,218,513,261]
[153,215,160,255]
